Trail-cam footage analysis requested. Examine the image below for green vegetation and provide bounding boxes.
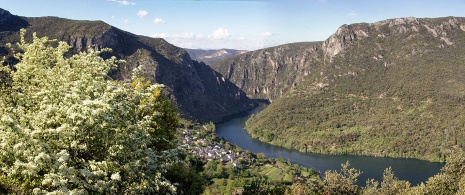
[211,41,323,101]
[0,30,185,194]
[2,17,465,194]
[245,17,465,162]
[0,9,255,124]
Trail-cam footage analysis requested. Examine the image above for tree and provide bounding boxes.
[242,178,287,195]
[322,161,361,195]
[379,167,410,194]
[0,30,179,194]
[407,148,465,194]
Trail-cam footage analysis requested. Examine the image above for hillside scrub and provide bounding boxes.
[244,17,465,162]
[0,30,179,194]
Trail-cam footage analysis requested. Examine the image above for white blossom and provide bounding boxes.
[0,30,178,194]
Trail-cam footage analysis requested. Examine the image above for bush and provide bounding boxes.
[0,30,179,194]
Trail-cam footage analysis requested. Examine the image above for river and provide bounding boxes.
[216,104,444,186]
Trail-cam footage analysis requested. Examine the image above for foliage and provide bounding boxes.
[322,162,361,195]
[362,168,411,195]
[324,151,465,195]
[242,178,287,195]
[0,30,179,194]
[163,154,208,195]
[190,122,319,194]
[407,148,465,194]
[244,18,465,162]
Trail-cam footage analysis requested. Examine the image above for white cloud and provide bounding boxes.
[172,33,195,39]
[261,32,273,37]
[152,32,205,39]
[137,10,148,18]
[154,17,167,24]
[151,30,276,50]
[152,33,170,38]
[347,11,359,17]
[210,28,230,39]
[107,0,135,6]
[124,19,129,24]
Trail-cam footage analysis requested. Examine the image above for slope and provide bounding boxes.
[0,8,254,123]
[211,42,323,102]
[228,17,465,161]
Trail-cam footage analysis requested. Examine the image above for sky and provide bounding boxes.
[1,0,465,50]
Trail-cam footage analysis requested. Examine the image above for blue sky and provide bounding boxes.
[1,0,465,50]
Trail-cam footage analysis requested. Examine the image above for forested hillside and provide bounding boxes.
[0,8,254,123]
[216,17,465,161]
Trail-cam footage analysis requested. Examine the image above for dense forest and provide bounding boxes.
[243,17,465,162]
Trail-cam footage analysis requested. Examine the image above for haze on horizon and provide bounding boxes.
[1,0,464,50]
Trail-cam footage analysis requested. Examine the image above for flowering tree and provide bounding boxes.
[0,29,179,194]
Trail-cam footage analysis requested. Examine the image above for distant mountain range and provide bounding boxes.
[185,48,247,65]
[212,17,465,161]
[0,8,254,123]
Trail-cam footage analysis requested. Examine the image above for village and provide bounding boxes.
[179,128,252,167]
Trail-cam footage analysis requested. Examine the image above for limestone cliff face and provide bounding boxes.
[213,17,465,103]
[211,42,323,102]
[0,8,254,123]
[240,16,465,161]
[323,17,465,62]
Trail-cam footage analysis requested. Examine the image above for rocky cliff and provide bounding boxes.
[218,16,465,161]
[212,17,465,104]
[211,42,323,102]
[0,8,254,123]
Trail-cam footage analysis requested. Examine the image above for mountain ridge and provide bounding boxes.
[213,16,465,161]
[0,8,255,123]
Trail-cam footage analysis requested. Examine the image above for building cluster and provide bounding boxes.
[179,128,246,167]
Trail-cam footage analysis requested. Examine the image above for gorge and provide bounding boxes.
[212,16,465,162]
[216,104,444,186]
[1,6,465,194]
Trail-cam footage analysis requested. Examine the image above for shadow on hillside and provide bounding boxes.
[0,15,30,32]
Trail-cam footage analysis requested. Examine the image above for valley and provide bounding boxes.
[213,17,465,162]
[1,5,465,194]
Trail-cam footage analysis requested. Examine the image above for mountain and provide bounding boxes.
[210,42,323,102]
[0,8,255,123]
[213,17,465,161]
[185,48,247,65]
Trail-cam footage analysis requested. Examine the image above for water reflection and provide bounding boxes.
[216,104,444,186]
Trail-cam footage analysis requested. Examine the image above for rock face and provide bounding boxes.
[211,42,323,102]
[0,9,254,123]
[0,8,11,23]
[234,16,465,161]
[212,17,465,103]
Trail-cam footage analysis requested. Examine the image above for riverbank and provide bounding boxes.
[177,121,320,194]
[215,104,444,186]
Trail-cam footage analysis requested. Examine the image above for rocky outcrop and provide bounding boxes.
[322,24,369,62]
[242,16,465,161]
[0,8,11,23]
[213,17,465,104]
[211,42,323,102]
[0,9,254,123]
